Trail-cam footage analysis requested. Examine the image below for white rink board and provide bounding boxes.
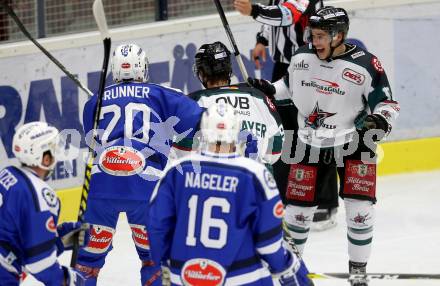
[22,170,440,286]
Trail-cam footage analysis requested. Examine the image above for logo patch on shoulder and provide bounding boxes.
[273,200,284,218]
[351,51,365,59]
[181,258,226,286]
[263,169,278,190]
[42,187,58,208]
[265,96,276,112]
[45,216,57,233]
[99,146,146,176]
[342,68,365,85]
[372,57,384,73]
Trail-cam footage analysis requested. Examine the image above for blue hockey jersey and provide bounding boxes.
[0,166,65,285]
[82,82,203,200]
[148,152,295,286]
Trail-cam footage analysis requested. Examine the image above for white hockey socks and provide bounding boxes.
[345,198,375,263]
[283,205,317,255]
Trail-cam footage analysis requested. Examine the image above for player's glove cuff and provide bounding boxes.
[62,266,86,286]
[362,114,389,142]
[57,222,90,252]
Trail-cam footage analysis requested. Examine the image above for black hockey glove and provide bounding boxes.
[362,114,389,141]
[247,77,276,101]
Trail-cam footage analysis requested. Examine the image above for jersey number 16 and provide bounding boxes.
[186,195,230,249]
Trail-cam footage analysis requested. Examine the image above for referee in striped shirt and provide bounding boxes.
[235,0,339,230]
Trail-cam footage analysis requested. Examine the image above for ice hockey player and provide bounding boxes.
[148,102,313,286]
[0,121,87,285]
[185,41,284,168]
[234,0,339,232]
[248,6,400,286]
[76,43,203,285]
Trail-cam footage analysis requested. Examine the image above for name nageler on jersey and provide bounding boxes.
[185,172,239,192]
[103,85,150,100]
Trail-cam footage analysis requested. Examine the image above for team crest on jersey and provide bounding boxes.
[264,169,278,190]
[273,200,285,218]
[99,146,145,176]
[372,57,384,73]
[181,258,226,286]
[304,102,336,130]
[42,187,58,208]
[342,68,365,85]
[45,216,57,233]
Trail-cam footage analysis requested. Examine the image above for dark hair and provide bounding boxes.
[193,41,232,86]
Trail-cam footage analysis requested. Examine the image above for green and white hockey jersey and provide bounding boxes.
[274,44,400,148]
[187,83,284,164]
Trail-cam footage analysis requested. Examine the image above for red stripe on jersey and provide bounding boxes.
[282,2,303,24]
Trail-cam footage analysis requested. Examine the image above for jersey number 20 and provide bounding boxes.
[186,195,230,249]
[99,103,150,143]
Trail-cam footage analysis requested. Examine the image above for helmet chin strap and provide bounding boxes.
[326,32,345,60]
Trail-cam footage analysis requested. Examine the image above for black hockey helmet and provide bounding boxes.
[194,41,232,87]
[309,6,349,38]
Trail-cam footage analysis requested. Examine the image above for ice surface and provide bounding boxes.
[23,171,440,285]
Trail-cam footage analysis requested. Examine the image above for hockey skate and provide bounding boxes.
[310,208,337,231]
[348,261,369,286]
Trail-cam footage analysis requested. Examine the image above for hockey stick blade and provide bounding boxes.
[93,0,110,40]
[309,272,440,280]
[1,0,93,96]
[212,0,249,81]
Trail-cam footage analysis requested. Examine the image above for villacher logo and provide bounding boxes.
[302,78,346,95]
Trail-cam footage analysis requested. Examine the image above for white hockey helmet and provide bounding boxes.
[12,122,59,171]
[201,102,240,144]
[111,43,148,83]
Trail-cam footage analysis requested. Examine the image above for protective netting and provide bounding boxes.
[0,0,233,43]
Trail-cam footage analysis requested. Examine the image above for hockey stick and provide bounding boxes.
[0,0,93,97]
[308,272,440,280]
[282,220,304,260]
[212,0,249,81]
[70,0,111,267]
[283,223,440,281]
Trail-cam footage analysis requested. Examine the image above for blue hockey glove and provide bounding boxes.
[63,266,85,286]
[279,260,313,286]
[239,131,259,160]
[57,222,90,252]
